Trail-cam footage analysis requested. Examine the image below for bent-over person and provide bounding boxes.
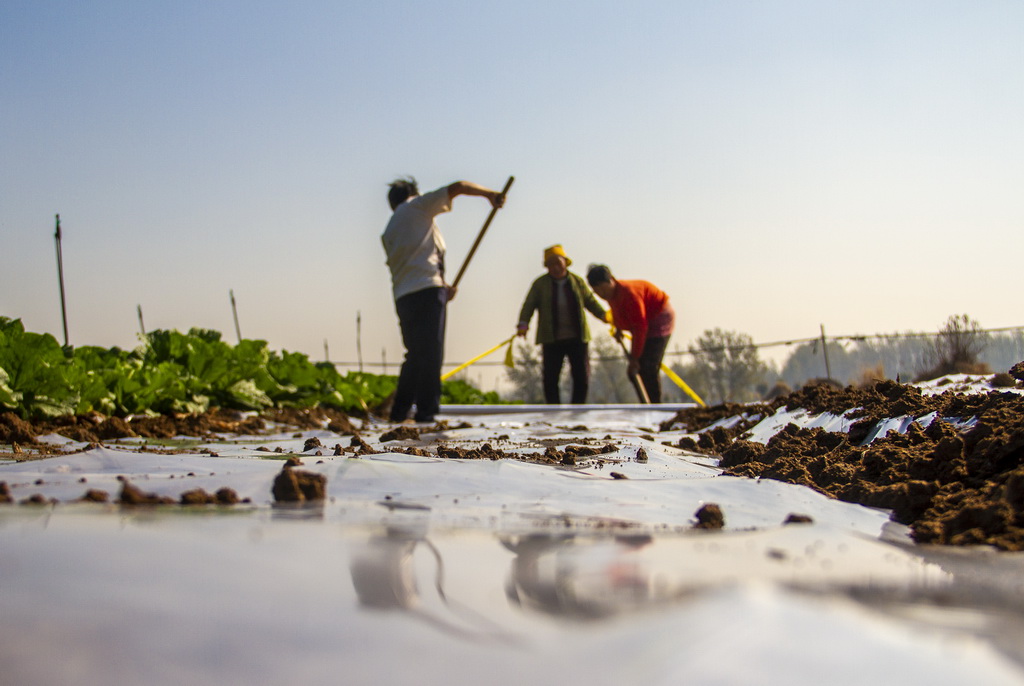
[586,264,674,403]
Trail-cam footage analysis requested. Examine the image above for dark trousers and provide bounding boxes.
[633,335,670,404]
[391,287,446,422]
[542,339,590,404]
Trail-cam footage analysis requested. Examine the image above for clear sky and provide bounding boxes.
[3,1,1023,389]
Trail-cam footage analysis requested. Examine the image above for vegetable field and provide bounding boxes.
[0,317,501,419]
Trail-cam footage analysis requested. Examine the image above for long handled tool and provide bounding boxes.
[451,176,514,289]
[615,329,705,406]
[616,337,651,404]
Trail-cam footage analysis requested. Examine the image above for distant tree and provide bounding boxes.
[843,335,931,383]
[980,329,1024,374]
[779,338,853,388]
[588,333,637,403]
[686,329,769,405]
[916,314,991,380]
[503,341,544,403]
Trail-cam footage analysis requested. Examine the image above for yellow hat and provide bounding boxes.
[543,244,572,267]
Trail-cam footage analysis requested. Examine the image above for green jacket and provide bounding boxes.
[518,271,608,345]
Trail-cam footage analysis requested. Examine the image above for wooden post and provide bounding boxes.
[54,214,69,346]
[230,289,242,342]
[357,311,363,373]
[820,324,833,380]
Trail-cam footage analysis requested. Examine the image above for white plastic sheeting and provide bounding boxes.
[2,405,1024,685]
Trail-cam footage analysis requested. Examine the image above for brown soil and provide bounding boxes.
[112,479,246,507]
[693,503,724,529]
[665,379,1024,551]
[433,442,621,467]
[0,406,356,447]
[179,487,242,505]
[118,480,176,506]
[379,426,421,442]
[79,489,110,503]
[271,464,327,503]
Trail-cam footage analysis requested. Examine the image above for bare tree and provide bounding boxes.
[687,328,769,404]
[917,314,991,380]
[503,341,544,403]
[587,333,636,403]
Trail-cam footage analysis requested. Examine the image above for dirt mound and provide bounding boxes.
[664,377,1024,435]
[1,412,37,444]
[434,442,620,466]
[675,379,1024,551]
[2,406,356,446]
[380,426,421,442]
[272,465,327,503]
[659,402,773,433]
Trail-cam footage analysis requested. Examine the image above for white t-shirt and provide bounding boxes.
[381,187,453,300]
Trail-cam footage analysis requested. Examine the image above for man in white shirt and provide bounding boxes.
[381,177,505,422]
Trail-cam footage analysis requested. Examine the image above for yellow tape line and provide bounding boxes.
[441,336,516,382]
[661,363,705,406]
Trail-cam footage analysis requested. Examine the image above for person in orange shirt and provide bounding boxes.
[586,264,675,403]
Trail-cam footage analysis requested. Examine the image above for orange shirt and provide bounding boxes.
[608,280,674,359]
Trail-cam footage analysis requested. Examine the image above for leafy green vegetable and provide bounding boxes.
[441,378,504,405]
[0,317,508,419]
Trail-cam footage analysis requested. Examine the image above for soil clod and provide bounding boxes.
[694,503,725,530]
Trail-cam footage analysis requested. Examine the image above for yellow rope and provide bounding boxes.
[443,331,705,406]
[660,363,705,406]
[441,336,516,381]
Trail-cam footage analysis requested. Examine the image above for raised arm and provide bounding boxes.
[447,181,505,209]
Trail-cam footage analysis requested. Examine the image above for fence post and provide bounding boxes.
[230,289,242,342]
[357,311,363,373]
[54,214,69,346]
[820,324,833,380]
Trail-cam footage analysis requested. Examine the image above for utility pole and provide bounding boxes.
[54,214,69,346]
[137,304,146,337]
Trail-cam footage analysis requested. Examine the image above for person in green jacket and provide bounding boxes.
[516,245,608,404]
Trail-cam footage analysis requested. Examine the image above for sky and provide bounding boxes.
[3,1,1023,390]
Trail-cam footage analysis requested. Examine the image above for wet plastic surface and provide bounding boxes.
[3,408,1024,685]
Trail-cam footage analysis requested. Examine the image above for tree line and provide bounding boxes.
[502,315,1024,405]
